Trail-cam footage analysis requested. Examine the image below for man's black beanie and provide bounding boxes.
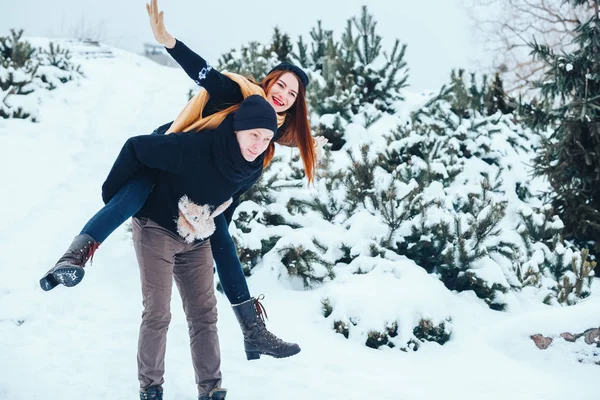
[233,95,278,135]
[267,61,309,88]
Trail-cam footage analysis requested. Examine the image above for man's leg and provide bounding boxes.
[132,217,180,390]
[173,239,222,396]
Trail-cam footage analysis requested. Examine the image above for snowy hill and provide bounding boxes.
[0,40,598,400]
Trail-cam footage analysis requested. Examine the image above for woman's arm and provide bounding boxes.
[165,40,242,104]
[146,0,242,103]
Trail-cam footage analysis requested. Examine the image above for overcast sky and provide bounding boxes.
[1,0,489,92]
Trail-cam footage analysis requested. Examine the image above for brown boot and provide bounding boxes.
[232,295,301,360]
[40,234,99,291]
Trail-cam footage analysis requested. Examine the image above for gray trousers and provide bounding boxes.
[132,217,222,395]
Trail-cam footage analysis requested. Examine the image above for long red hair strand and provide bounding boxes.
[259,70,315,183]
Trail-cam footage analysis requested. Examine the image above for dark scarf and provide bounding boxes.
[212,115,264,184]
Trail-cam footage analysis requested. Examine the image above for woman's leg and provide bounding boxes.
[210,215,250,304]
[131,217,178,393]
[210,215,301,360]
[173,238,224,397]
[81,172,154,243]
[40,173,154,291]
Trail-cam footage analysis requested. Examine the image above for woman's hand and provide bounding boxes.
[314,136,329,148]
[146,0,176,49]
[313,136,329,161]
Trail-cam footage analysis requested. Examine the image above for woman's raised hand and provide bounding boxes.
[146,0,176,49]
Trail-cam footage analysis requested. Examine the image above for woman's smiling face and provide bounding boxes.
[266,72,299,113]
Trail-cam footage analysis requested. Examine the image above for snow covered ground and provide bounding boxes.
[0,41,598,400]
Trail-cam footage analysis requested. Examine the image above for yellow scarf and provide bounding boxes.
[166,72,286,135]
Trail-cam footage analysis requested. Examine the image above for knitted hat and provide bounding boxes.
[233,95,278,135]
[267,61,309,88]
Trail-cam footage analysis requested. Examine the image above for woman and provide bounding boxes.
[40,0,325,361]
[112,94,277,400]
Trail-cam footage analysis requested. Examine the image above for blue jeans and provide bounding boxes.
[80,173,250,305]
[81,172,153,243]
[212,214,252,304]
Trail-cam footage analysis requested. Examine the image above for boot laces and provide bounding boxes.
[73,240,100,266]
[253,295,284,345]
[253,294,269,323]
[86,241,100,265]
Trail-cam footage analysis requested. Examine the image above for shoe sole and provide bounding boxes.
[40,266,85,291]
[246,346,301,360]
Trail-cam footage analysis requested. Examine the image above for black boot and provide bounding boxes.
[232,295,301,360]
[140,385,163,400]
[199,388,227,400]
[39,233,100,291]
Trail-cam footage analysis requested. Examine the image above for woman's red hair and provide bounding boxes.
[259,70,315,184]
